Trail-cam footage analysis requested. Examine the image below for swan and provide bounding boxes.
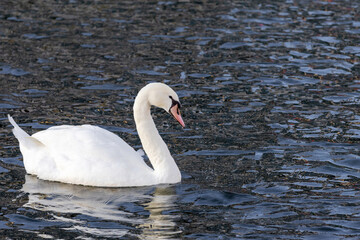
[8,82,185,187]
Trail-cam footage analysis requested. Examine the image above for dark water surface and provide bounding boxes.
[1,0,360,239]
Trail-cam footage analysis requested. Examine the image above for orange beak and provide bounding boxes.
[170,104,185,128]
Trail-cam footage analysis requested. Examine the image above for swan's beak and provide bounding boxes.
[170,104,185,128]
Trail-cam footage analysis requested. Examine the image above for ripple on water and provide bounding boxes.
[219,42,254,49]
[187,73,211,78]
[322,94,358,103]
[64,225,130,238]
[250,76,319,86]
[313,36,340,44]
[299,67,351,75]
[0,220,11,229]
[251,184,290,197]
[0,103,20,109]
[232,106,254,113]
[19,89,49,98]
[78,75,109,81]
[81,84,130,90]
[0,65,29,76]
[23,33,48,39]
[344,129,360,139]
[1,157,24,167]
[0,166,9,173]
[308,10,333,16]
[342,46,360,54]
[135,70,169,76]
[181,149,252,156]
[241,202,298,220]
[80,44,96,48]
[4,213,68,230]
[289,50,312,58]
[175,90,208,97]
[180,189,257,206]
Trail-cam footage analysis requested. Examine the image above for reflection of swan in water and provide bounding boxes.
[21,175,181,238]
[139,187,181,239]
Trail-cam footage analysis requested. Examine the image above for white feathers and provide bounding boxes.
[8,114,29,139]
[8,115,44,150]
[8,83,182,187]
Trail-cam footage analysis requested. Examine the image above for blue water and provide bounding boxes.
[1,0,360,239]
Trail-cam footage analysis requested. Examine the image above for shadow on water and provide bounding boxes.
[0,0,360,239]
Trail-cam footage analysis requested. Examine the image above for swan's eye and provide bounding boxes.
[169,96,181,109]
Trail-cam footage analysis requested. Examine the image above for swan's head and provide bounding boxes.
[144,83,185,128]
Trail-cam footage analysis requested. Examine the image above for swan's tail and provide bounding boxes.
[8,114,44,148]
[8,114,30,139]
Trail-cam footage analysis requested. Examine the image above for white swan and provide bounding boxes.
[8,82,185,187]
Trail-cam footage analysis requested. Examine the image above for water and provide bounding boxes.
[1,0,360,239]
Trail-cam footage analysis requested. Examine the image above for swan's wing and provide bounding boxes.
[31,125,153,186]
[33,125,146,165]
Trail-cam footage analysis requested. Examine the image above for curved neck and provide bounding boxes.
[133,92,181,183]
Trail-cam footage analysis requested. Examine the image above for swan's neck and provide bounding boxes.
[133,94,181,183]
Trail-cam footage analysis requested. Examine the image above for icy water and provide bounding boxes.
[0,0,360,239]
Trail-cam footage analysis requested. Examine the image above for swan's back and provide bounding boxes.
[26,125,154,187]
[34,125,135,162]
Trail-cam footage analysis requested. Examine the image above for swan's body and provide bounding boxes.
[8,83,185,187]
